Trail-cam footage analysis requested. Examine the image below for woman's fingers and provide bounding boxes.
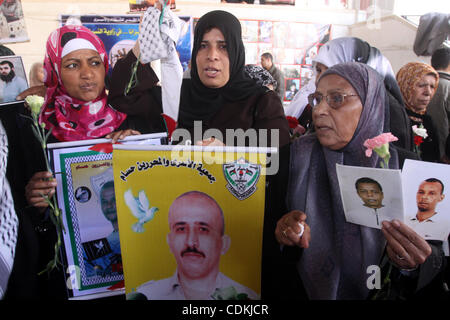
[26,178,56,191]
[25,171,57,208]
[16,85,47,101]
[299,223,311,248]
[27,187,55,198]
[27,190,55,207]
[26,171,56,190]
[195,137,225,146]
[107,129,141,143]
[275,210,310,248]
[386,245,411,269]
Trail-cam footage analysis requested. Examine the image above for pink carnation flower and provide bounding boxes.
[364,133,398,157]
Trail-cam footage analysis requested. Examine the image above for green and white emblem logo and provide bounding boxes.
[223,157,261,200]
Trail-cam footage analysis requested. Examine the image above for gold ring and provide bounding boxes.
[282,229,288,237]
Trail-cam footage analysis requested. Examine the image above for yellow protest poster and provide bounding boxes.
[48,133,166,299]
[112,145,268,300]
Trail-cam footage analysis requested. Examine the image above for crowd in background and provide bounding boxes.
[0,7,449,301]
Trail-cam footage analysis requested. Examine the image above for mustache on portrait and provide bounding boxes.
[181,246,205,258]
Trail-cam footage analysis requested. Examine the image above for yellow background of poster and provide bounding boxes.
[112,149,266,296]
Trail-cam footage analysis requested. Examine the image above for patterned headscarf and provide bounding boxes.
[396,62,439,115]
[0,121,18,299]
[244,64,277,89]
[39,25,126,142]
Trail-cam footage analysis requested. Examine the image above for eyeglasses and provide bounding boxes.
[308,92,359,109]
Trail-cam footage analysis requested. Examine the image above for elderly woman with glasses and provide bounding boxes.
[273,62,446,300]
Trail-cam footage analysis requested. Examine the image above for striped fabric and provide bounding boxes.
[0,120,18,299]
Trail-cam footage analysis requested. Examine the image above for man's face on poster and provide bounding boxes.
[0,63,12,76]
[0,63,15,83]
[357,182,384,209]
[100,184,117,224]
[167,193,229,280]
[416,181,445,213]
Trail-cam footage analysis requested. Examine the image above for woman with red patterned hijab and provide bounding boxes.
[27,25,139,210]
[4,26,141,299]
[39,25,129,142]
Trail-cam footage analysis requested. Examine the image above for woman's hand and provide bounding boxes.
[275,210,310,248]
[195,137,225,147]
[105,129,141,144]
[17,85,47,101]
[381,219,432,270]
[25,171,57,211]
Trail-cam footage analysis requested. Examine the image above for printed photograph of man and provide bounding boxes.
[0,59,27,103]
[0,0,28,41]
[82,180,122,278]
[345,177,393,229]
[336,164,404,230]
[357,177,384,209]
[128,191,259,300]
[408,178,449,240]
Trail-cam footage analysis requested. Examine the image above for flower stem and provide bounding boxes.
[29,113,65,275]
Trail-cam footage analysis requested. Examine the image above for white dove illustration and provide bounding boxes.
[94,241,104,254]
[124,189,159,233]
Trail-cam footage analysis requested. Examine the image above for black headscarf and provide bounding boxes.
[178,10,265,128]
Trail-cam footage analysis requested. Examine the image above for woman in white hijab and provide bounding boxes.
[287,37,414,154]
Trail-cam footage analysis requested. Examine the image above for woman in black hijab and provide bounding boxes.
[108,10,290,148]
[108,10,291,299]
[177,10,289,148]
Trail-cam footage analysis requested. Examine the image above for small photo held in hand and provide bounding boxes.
[402,159,450,241]
[0,55,28,105]
[336,164,404,229]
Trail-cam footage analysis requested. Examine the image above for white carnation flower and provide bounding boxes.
[412,125,428,139]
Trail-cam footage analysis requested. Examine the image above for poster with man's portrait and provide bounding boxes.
[60,14,193,75]
[113,145,269,300]
[0,0,29,44]
[0,55,27,105]
[337,160,450,248]
[258,21,272,43]
[402,159,450,242]
[282,65,300,79]
[285,78,299,101]
[244,42,258,65]
[48,133,166,299]
[300,66,313,86]
[336,164,404,229]
[241,20,259,43]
